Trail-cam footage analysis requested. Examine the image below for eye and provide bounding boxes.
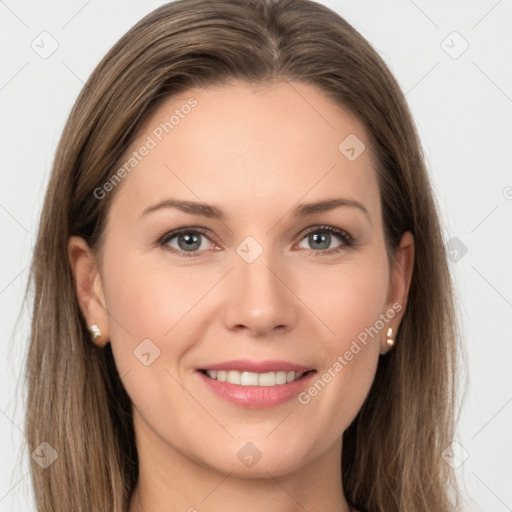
[159,227,217,257]
[158,224,353,258]
[296,225,353,255]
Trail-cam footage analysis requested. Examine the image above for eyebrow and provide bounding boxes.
[139,199,225,220]
[138,198,372,224]
[291,198,372,224]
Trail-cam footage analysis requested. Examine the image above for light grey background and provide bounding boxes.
[1,0,511,510]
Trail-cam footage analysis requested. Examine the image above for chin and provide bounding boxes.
[190,436,314,478]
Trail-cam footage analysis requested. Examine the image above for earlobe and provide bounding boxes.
[381,231,415,354]
[68,236,110,347]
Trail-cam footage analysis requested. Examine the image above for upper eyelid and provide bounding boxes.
[301,224,351,238]
[159,226,210,241]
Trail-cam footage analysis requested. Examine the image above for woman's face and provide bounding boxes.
[71,80,413,479]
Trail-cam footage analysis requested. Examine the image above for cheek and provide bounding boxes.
[294,254,388,430]
[103,250,204,336]
[298,254,390,345]
[101,252,206,413]
[101,247,223,381]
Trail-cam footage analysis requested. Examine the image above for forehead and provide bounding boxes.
[110,80,379,222]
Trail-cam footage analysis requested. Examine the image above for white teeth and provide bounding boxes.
[258,372,275,386]
[227,370,241,385]
[204,369,307,386]
[240,371,259,386]
[275,371,287,385]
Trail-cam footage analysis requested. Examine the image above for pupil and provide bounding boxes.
[179,233,201,251]
[310,232,330,250]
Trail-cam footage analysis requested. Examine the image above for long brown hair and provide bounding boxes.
[25,0,464,510]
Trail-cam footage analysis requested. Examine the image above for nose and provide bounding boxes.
[222,249,298,338]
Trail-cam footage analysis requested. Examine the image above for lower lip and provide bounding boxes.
[197,370,316,409]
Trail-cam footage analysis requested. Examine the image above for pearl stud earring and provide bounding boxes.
[386,327,395,347]
[88,324,102,343]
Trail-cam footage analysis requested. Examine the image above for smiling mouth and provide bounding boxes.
[198,369,316,387]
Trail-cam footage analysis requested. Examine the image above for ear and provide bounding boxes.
[380,231,415,354]
[68,236,110,347]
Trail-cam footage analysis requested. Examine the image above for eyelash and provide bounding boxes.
[158,225,354,258]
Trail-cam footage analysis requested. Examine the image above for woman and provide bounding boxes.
[25,0,462,510]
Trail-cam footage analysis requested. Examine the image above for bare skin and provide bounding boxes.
[69,80,414,512]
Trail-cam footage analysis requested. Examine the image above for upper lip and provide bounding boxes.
[198,359,314,373]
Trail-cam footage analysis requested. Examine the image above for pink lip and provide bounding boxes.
[197,370,316,409]
[198,359,313,373]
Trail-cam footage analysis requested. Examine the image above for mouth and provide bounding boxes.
[195,359,317,408]
[196,366,318,408]
[198,368,316,387]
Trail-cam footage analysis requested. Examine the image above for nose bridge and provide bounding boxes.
[222,235,297,335]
